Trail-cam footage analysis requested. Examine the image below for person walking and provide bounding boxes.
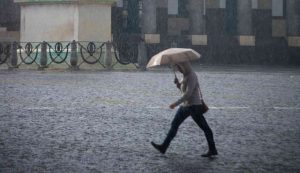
[151,61,218,157]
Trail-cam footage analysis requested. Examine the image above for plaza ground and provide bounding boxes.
[0,66,299,172]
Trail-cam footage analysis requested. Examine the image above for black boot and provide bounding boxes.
[201,150,218,157]
[201,145,218,157]
[151,142,167,154]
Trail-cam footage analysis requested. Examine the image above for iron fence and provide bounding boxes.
[0,40,142,69]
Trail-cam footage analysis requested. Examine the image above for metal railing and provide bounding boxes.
[0,40,146,70]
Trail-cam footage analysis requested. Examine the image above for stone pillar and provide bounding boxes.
[142,0,156,34]
[286,0,300,64]
[70,40,78,70]
[141,0,158,65]
[237,0,252,35]
[188,0,208,46]
[10,41,18,68]
[104,41,112,69]
[237,0,255,46]
[188,0,206,34]
[287,0,300,45]
[138,41,147,71]
[39,41,47,70]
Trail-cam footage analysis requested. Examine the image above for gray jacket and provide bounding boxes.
[174,62,203,107]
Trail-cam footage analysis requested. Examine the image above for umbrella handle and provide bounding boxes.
[172,66,178,79]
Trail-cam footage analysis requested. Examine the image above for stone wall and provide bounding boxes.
[20,4,77,42]
[17,0,114,42]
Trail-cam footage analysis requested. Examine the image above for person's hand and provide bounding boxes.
[174,77,179,84]
[169,103,176,109]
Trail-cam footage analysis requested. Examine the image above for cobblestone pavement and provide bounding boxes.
[0,66,300,173]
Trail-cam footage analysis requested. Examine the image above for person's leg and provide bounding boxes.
[151,106,190,154]
[190,105,218,157]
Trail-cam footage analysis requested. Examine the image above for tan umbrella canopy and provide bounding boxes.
[146,48,201,68]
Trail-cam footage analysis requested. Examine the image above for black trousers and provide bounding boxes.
[162,105,216,151]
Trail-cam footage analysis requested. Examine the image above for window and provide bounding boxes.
[225,0,237,35]
[272,0,284,17]
[126,0,141,33]
[220,0,226,8]
[168,0,178,15]
[252,0,258,9]
[119,0,142,32]
[178,0,188,17]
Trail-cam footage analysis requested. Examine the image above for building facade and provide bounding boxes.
[113,0,300,65]
[0,0,299,64]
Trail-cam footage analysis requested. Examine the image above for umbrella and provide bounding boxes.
[146,48,201,68]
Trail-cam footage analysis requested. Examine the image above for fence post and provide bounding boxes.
[70,40,79,70]
[105,41,112,69]
[39,41,47,70]
[9,41,18,69]
[138,41,147,71]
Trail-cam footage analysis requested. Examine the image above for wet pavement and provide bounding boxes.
[0,66,300,173]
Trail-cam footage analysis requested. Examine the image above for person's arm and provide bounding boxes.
[170,75,197,108]
[174,77,181,89]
